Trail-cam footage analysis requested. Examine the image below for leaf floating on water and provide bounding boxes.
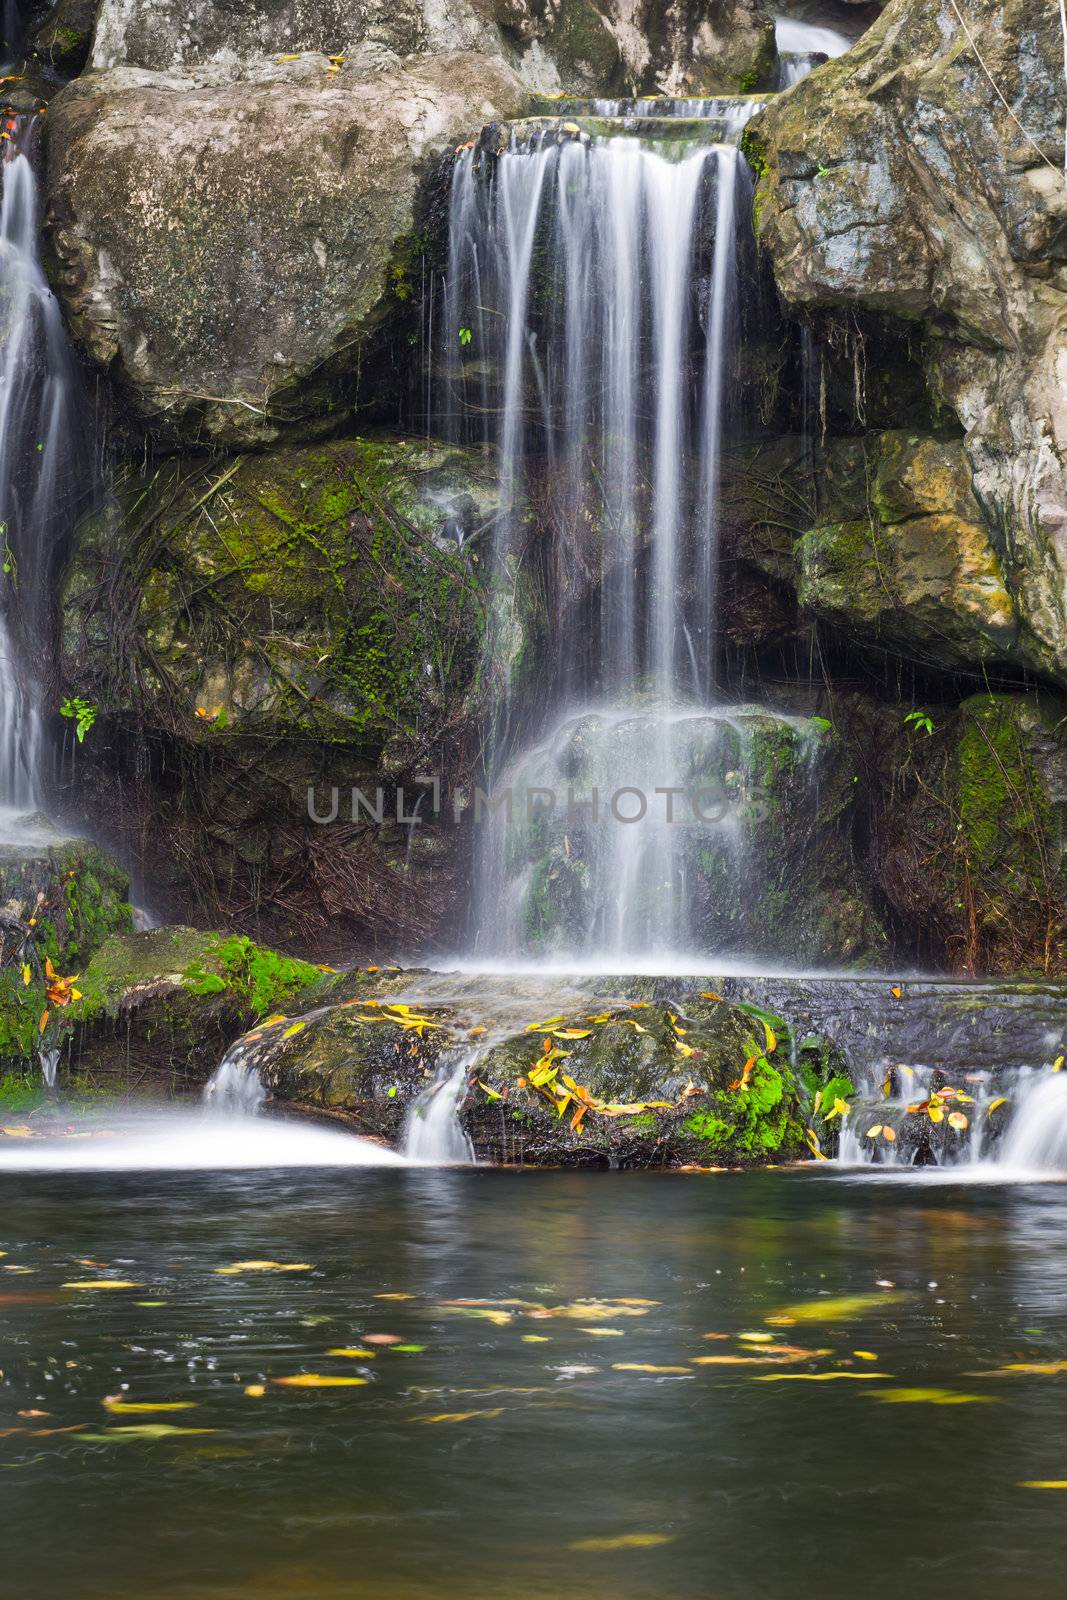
[213,1261,313,1275]
[579,1327,625,1337]
[1019,1480,1067,1489]
[612,1364,691,1375]
[374,1293,415,1301]
[754,1372,892,1382]
[103,1398,196,1414]
[325,1348,376,1359]
[244,1385,265,1397]
[568,1534,675,1552]
[414,1408,504,1424]
[975,1361,1067,1376]
[364,1333,403,1345]
[766,1292,909,1324]
[522,1335,551,1343]
[88,1425,217,1440]
[853,1351,879,1361]
[737,1332,775,1343]
[272,1375,369,1388]
[868,1388,996,1405]
[437,1306,512,1327]
[390,1345,425,1354]
[62,1280,143,1291]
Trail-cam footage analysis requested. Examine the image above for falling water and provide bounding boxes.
[437,107,828,964]
[203,1052,268,1114]
[401,1050,477,1163]
[998,1075,1067,1173]
[0,120,89,831]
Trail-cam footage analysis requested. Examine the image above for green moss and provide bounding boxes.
[957,696,1045,871]
[182,935,331,1020]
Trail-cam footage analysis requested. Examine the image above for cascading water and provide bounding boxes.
[438,106,830,966]
[401,1050,477,1162]
[0,118,89,834]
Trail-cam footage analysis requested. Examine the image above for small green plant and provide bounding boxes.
[458,326,472,346]
[904,709,935,736]
[60,696,97,743]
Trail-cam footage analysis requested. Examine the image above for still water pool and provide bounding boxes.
[3,1166,1067,1598]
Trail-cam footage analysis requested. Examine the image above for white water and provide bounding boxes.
[999,1075,1067,1173]
[401,1051,476,1163]
[203,1055,268,1114]
[773,15,851,59]
[0,1109,409,1170]
[0,128,87,815]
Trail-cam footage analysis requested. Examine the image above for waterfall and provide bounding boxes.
[401,1050,477,1163]
[0,121,89,830]
[998,1075,1067,1172]
[437,107,833,965]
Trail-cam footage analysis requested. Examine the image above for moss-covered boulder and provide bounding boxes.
[875,692,1067,975]
[50,927,336,1091]
[223,974,848,1164]
[29,0,97,72]
[61,437,500,949]
[0,835,133,1059]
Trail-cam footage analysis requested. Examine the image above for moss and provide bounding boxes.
[182,935,333,1020]
[957,696,1046,872]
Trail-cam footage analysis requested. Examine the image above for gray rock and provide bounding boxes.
[750,0,1067,685]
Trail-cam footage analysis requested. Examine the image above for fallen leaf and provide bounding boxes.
[414,1408,503,1424]
[103,1398,197,1414]
[244,1385,265,1397]
[766,1292,908,1323]
[753,1372,892,1382]
[213,1261,312,1275]
[62,1280,143,1291]
[867,1388,995,1405]
[325,1348,376,1359]
[612,1363,691,1375]
[568,1534,674,1552]
[272,1375,369,1388]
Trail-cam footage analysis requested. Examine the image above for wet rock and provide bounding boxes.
[55,927,335,1090]
[59,436,500,950]
[0,832,133,1060]
[750,0,1067,686]
[28,0,97,73]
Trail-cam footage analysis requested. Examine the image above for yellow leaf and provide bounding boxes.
[282,1022,306,1039]
[700,992,722,1001]
[1019,1481,1067,1489]
[987,1097,1008,1115]
[38,1009,49,1034]
[1,1124,34,1138]
[870,1388,996,1405]
[325,1349,376,1358]
[824,1096,848,1122]
[612,1363,691,1375]
[414,1408,504,1424]
[753,1372,892,1382]
[763,1023,777,1054]
[568,1534,674,1552]
[675,1041,696,1058]
[578,1327,625,1336]
[948,1111,969,1131]
[890,985,902,998]
[103,1399,196,1414]
[272,1375,368,1388]
[882,1126,897,1142]
[1054,1056,1065,1072]
[62,1280,143,1291]
[263,1014,288,1026]
[865,1125,883,1140]
[21,964,30,985]
[927,1106,944,1124]
[853,1351,879,1361]
[526,1016,564,1032]
[552,1028,593,1039]
[244,1385,265,1396]
[767,1292,909,1323]
[804,1127,827,1161]
[374,1292,414,1300]
[521,1335,551,1343]
[214,1261,313,1275]
[737,1332,775,1343]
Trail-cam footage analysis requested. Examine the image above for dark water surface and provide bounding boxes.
[3,1167,1067,1599]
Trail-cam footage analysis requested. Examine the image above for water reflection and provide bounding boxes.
[2,1170,1067,1598]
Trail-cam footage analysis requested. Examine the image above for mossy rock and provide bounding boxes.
[228,976,847,1165]
[44,928,337,1093]
[0,835,133,1061]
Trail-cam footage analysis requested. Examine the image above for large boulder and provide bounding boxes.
[89,0,776,97]
[59,436,500,950]
[749,0,1067,686]
[44,53,527,445]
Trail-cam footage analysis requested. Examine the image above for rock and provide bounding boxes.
[89,0,775,97]
[0,831,133,1060]
[235,973,847,1163]
[28,0,97,72]
[59,436,499,949]
[55,927,335,1089]
[797,434,1016,670]
[749,0,1067,686]
[44,54,527,445]
[874,691,1067,975]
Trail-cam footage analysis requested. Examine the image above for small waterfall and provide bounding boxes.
[401,1050,476,1163]
[997,1075,1067,1173]
[0,120,90,828]
[203,1048,267,1113]
[772,16,851,60]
